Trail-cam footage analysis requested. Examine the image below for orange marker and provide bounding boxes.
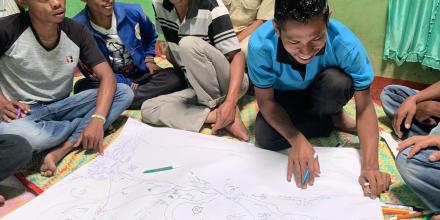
[396,211,434,220]
[382,207,411,215]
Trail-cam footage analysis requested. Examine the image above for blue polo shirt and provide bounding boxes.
[248,19,373,91]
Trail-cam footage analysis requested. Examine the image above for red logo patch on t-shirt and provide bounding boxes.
[65,55,73,63]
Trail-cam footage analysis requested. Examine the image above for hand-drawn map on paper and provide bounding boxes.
[4,119,383,220]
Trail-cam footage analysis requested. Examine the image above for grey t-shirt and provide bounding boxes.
[0,13,106,102]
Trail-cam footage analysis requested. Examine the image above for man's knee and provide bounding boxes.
[2,135,32,167]
[178,36,205,58]
[255,114,290,151]
[380,85,403,103]
[309,68,353,115]
[381,85,420,119]
[141,97,164,124]
[380,85,394,104]
[380,85,399,114]
[1,121,55,152]
[24,132,62,153]
[12,136,32,167]
[382,85,399,94]
[115,83,135,106]
[317,68,353,93]
[255,132,290,151]
[380,85,417,105]
[116,83,134,99]
[178,36,202,54]
[396,148,426,186]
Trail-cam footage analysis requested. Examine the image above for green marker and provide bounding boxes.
[143,165,181,174]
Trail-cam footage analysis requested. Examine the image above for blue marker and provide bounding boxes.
[301,153,318,185]
[301,169,310,185]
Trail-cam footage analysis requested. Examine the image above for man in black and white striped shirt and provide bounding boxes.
[142,0,249,141]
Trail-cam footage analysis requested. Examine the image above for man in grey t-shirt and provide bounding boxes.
[0,0,133,177]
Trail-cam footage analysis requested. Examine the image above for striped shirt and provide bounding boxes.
[152,0,240,69]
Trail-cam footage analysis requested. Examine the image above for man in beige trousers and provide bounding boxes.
[142,0,249,141]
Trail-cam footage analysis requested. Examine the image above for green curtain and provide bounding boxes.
[384,0,440,70]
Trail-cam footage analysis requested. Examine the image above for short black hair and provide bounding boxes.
[274,0,329,29]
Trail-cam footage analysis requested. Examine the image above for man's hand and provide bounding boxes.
[358,169,390,199]
[397,135,440,161]
[145,56,160,74]
[78,119,105,155]
[211,100,236,133]
[414,101,438,126]
[146,62,160,75]
[393,96,417,138]
[287,135,320,189]
[130,82,139,91]
[0,100,30,122]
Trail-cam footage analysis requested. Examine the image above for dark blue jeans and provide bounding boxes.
[74,68,187,109]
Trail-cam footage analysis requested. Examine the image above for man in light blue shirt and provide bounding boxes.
[248,0,390,199]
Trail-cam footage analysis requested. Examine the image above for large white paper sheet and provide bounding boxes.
[3,119,383,220]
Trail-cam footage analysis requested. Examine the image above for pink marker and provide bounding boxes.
[15,107,21,119]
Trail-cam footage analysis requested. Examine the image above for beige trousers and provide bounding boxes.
[141,37,249,132]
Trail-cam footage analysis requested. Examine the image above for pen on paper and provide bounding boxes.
[143,165,181,174]
[301,153,318,185]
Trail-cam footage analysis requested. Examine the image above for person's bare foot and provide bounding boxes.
[40,153,59,177]
[40,141,75,177]
[225,110,249,141]
[0,194,5,206]
[332,110,357,133]
[205,109,217,124]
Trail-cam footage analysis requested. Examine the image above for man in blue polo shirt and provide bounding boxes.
[248,0,390,198]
